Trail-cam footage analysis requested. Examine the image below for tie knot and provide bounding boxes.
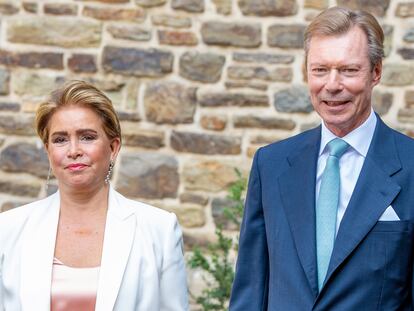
[327,138,349,158]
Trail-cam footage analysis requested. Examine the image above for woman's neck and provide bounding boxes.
[58,184,110,218]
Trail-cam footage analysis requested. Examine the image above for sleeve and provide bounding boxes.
[229,149,269,311]
[159,214,189,311]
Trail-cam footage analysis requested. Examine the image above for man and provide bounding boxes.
[230,6,414,310]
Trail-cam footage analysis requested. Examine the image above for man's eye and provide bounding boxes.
[341,68,359,74]
[312,68,327,73]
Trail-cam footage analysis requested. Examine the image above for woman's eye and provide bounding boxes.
[81,135,96,141]
[52,137,67,144]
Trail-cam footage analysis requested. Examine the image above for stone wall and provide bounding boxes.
[0,0,413,304]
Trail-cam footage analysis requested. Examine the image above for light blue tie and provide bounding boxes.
[316,138,349,291]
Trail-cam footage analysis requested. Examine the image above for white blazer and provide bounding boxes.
[0,187,189,311]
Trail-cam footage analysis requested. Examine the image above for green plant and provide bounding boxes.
[188,169,246,311]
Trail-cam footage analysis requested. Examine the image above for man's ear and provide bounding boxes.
[372,62,382,86]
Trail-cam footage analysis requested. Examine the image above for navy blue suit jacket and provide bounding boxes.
[230,116,414,310]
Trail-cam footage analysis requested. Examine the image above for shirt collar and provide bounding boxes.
[319,108,377,157]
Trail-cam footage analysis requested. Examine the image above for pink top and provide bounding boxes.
[51,258,100,311]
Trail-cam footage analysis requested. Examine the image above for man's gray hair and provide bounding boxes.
[304,6,384,71]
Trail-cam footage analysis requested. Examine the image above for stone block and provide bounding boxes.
[238,0,297,16]
[405,90,414,107]
[398,48,414,60]
[83,78,124,92]
[398,108,414,123]
[395,2,414,17]
[0,180,40,198]
[7,17,102,48]
[144,81,196,124]
[0,102,20,112]
[77,0,129,2]
[0,115,35,135]
[212,0,231,14]
[151,14,191,28]
[250,133,289,144]
[108,25,151,41]
[304,0,328,9]
[0,2,19,15]
[200,115,227,131]
[83,6,145,22]
[383,25,393,57]
[0,50,63,69]
[13,73,61,97]
[122,128,165,149]
[274,85,313,113]
[103,46,173,77]
[135,0,166,6]
[403,28,414,43]
[117,111,141,122]
[179,52,225,83]
[171,131,241,155]
[198,92,268,107]
[382,64,414,86]
[227,66,292,82]
[1,201,29,212]
[372,90,393,116]
[125,80,140,110]
[233,115,296,130]
[225,81,268,91]
[68,54,97,73]
[337,0,390,17]
[165,205,206,228]
[0,68,10,95]
[117,153,179,199]
[179,192,209,206]
[268,24,306,48]
[44,3,78,15]
[0,143,49,177]
[201,21,261,48]
[158,30,198,46]
[183,160,242,192]
[211,197,239,230]
[233,52,294,64]
[172,0,204,12]
[22,2,37,13]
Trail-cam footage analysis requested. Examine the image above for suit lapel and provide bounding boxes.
[278,127,321,297]
[322,118,401,291]
[20,193,60,311]
[95,188,136,311]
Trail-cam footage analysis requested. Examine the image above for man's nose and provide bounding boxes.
[325,70,343,93]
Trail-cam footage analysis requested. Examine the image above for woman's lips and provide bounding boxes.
[66,163,88,171]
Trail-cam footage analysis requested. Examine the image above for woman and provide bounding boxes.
[0,80,189,311]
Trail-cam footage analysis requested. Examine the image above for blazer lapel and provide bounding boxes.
[95,187,136,311]
[20,193,60,311]
[322,117,401,292]
[278,127,321,297]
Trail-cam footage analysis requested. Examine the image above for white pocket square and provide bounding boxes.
[379,205,400,221]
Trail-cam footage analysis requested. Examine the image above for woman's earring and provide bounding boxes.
[105,160,114,184]
[46,166,52,192]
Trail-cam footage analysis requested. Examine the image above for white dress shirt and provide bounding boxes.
[316,109,377,233]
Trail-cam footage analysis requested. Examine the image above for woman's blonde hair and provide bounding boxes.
[35,80,122,144]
